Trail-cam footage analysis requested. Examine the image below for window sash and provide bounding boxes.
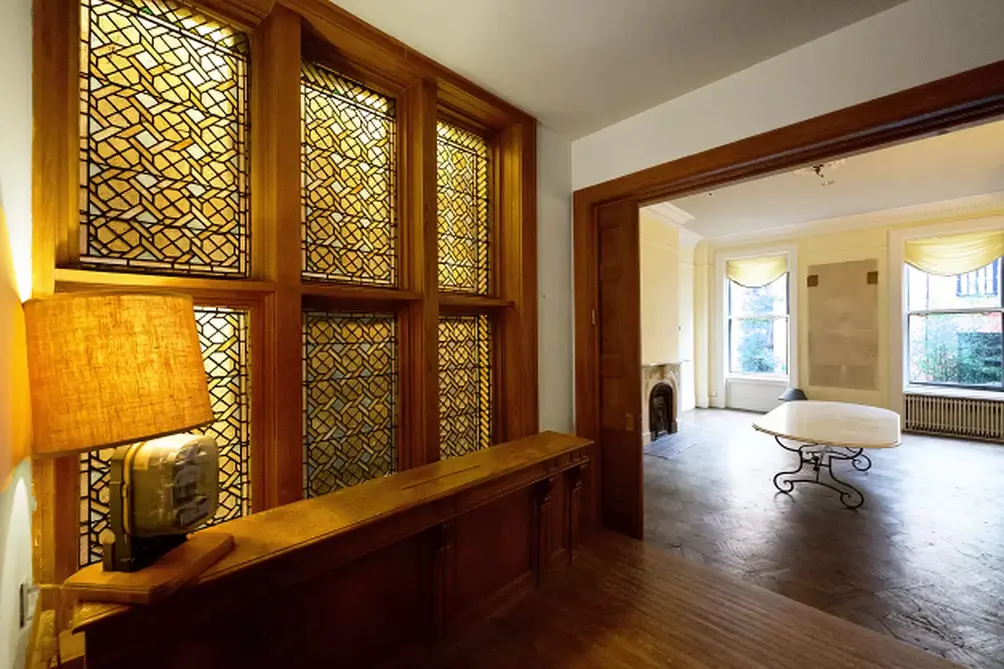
[726,274,790,319]
[726,273,790,376]
[906,310,1003,391]
[906,260,1003,391]
[727,314,790,376]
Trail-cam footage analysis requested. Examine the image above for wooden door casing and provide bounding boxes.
[596,200,643,539]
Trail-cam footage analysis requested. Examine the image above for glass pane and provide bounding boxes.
[909,312,1003,388]
[301,63,397,285]
[907,259,1001,311]
[729,317,788,375]
[79,306,252,567]
[439,314,492,458]
[437,120,491,295]
[728,274,788,317]
[302,312,398,497]
[79,0,249,276]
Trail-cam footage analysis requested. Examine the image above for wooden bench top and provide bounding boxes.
[432,530,960,669]
[73,431,591,632]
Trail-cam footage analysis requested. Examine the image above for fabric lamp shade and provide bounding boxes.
[24,292,214,456]
[904,229,1004,276]
[725,255,788,288]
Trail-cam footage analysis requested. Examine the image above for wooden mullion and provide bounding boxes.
[31,0,81,607]
[252,5,302,507]
[399,79,440,468]
[496,121,538,442]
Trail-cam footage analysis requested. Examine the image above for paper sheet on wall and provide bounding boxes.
[807,259,879,390]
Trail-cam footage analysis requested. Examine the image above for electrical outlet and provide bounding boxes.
[19,582,38,629]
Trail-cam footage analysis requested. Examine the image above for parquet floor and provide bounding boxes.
[433,530,960,669]
[644,408,1004,669]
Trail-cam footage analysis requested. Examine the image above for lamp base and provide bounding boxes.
[64,532,234,605]
[103,532,187,572]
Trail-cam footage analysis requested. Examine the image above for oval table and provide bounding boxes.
[753,401,901,509]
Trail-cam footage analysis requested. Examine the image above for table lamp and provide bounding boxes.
[25,292,234,601]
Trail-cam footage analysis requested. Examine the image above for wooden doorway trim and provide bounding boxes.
[574,59,1004,533]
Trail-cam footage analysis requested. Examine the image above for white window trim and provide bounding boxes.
[887,215,1004,415]
[712,245,798,408]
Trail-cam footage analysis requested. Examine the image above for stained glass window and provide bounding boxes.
[439,314,492,459]
[79,306,252,567]
[78,0,249,276]
[437,120,491,294]
[301,63,397,285]
[303,312,398,497]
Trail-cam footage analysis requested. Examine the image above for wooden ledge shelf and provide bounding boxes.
[54,268,277,296]
[71,431,591,669]
[438,293,513,310]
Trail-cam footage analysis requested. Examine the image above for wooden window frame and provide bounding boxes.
[32,0,538,595]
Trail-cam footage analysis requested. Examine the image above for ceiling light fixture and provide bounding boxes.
[794,159,846,186]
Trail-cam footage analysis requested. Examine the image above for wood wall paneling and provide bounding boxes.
[73,433,591,669]
[452,488,534,622]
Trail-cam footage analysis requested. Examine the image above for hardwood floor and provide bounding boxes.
[644,408,1004,669]
[432,530,960,668]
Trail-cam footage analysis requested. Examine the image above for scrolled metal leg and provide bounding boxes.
[771,438,867,509]
[851,452,872,472]
[826,462,865,509]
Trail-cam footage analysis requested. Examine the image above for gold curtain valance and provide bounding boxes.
[725,255,788,288]
[904,229,1004,276]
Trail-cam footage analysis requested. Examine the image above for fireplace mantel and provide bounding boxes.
[642,362,684,445]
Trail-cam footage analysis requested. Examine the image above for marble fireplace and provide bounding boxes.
[642,362,682,446]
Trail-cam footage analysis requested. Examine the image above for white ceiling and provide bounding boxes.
[330,0,906,138]
[653,119,1004,240]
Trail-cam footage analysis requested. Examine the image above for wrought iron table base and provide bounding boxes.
[772,436,871,509]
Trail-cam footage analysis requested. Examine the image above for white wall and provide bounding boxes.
[677,243,696,412]
[693,242,710,408]
[0,0,34,665]
[537,125,574,433]
[571,0,1004,190]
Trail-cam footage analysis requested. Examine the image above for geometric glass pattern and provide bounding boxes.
[79,0,249,276]
[302,312,398,497]
[301,62,397,286]
[437,120,491,295]
[78,306,252,567]
[439,314,492,459]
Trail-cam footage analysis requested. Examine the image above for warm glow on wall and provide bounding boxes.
[9,218,30,304]
[0,205,32,491]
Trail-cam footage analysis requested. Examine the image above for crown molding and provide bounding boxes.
[647,202,695,226]
[642,202,702,248]
[706,191,1004,247]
